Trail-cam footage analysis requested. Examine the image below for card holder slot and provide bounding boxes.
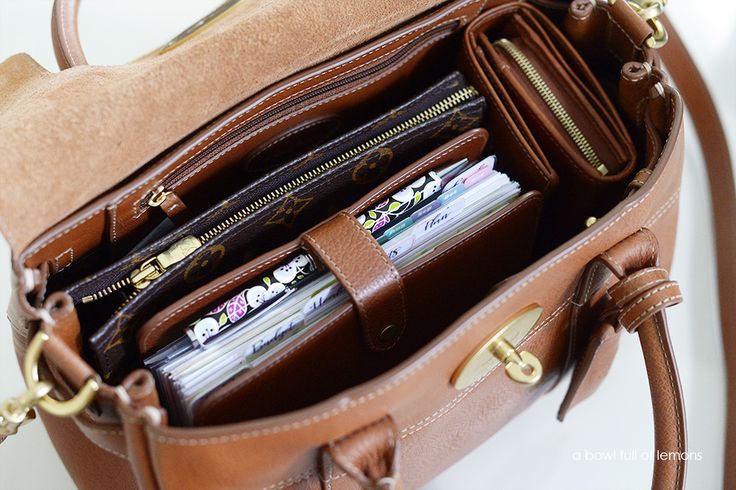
[191,190,543,426]
[137,129,491,357]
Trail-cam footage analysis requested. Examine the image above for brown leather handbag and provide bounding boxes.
[1,0,734,489]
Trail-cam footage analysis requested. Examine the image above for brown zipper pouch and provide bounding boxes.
[60,72,486,383]
[463,3,637,243]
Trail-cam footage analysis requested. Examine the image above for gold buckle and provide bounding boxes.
[627,0,669,48]
[0,331,100,436]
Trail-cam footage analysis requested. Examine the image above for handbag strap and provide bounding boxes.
[659,14,736,490]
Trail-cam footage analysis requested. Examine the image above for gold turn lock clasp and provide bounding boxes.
[452,306,544,389]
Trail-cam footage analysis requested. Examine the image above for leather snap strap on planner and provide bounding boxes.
[301,211,407,351]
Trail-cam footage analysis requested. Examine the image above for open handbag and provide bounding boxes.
[0,0,734,488]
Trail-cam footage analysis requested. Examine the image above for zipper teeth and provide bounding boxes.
[81,277,132,303]
[81,85,477,305]
[494,38,607,174]
[198,85,479,243]
[115,290,138,314]
[151,22,459,198]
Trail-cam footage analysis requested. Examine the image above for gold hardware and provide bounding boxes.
[494,39,609,175]
[131,235,202,290]
[0,381,52,436]
[196,86,479,243]
[23,332,101,417]
[148,185,172,207]
[585,216,598,227]
[451,306,544,389]
[1,331,101,435]
[627,0,668,48]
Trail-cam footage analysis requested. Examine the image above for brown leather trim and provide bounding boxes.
[303,212,407,351]
[323,415,400,489]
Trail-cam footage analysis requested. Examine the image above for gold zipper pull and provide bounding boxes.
[148,185,172,207]
[131,236,202,290]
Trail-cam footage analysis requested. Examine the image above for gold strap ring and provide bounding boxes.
[22,332,100,417]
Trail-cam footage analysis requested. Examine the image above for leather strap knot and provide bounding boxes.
[322,416,401,490]
[607,267,683,332]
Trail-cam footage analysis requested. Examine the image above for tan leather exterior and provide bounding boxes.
[5,0,734,489]
[660,15,736,489]
[9,121,685,488]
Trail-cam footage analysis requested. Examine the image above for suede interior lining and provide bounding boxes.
[0,0,447,255]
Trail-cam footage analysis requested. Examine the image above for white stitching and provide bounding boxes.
[111,204,118,244]
[26,208,103,260]
[609,267,667,304]
[144,133,485,350]
[167,195,534,420]
[619,282,679,323]
[261,468,317,490]
[622,290,682,329]
[401,297,570,438]
[351,133,485,210]
[644,190,679,228]
[150,29,458,203]
[128,0,481,205]
[54,248,74,272]
[59,0,81,66]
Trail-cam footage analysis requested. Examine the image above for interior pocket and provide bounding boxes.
[133,20,463,226]
[463,3,637,246]
[191,190,542,425]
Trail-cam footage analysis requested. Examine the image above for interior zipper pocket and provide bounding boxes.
[493,38,609,176]
[142,21,460,213]
[79,85,480,306]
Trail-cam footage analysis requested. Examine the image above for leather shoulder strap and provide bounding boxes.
[659,14,736,490]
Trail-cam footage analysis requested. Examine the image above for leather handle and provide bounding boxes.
[559,231,687,490]
[51,0,87,70]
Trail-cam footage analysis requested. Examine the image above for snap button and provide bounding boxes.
[379,324,399,344]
